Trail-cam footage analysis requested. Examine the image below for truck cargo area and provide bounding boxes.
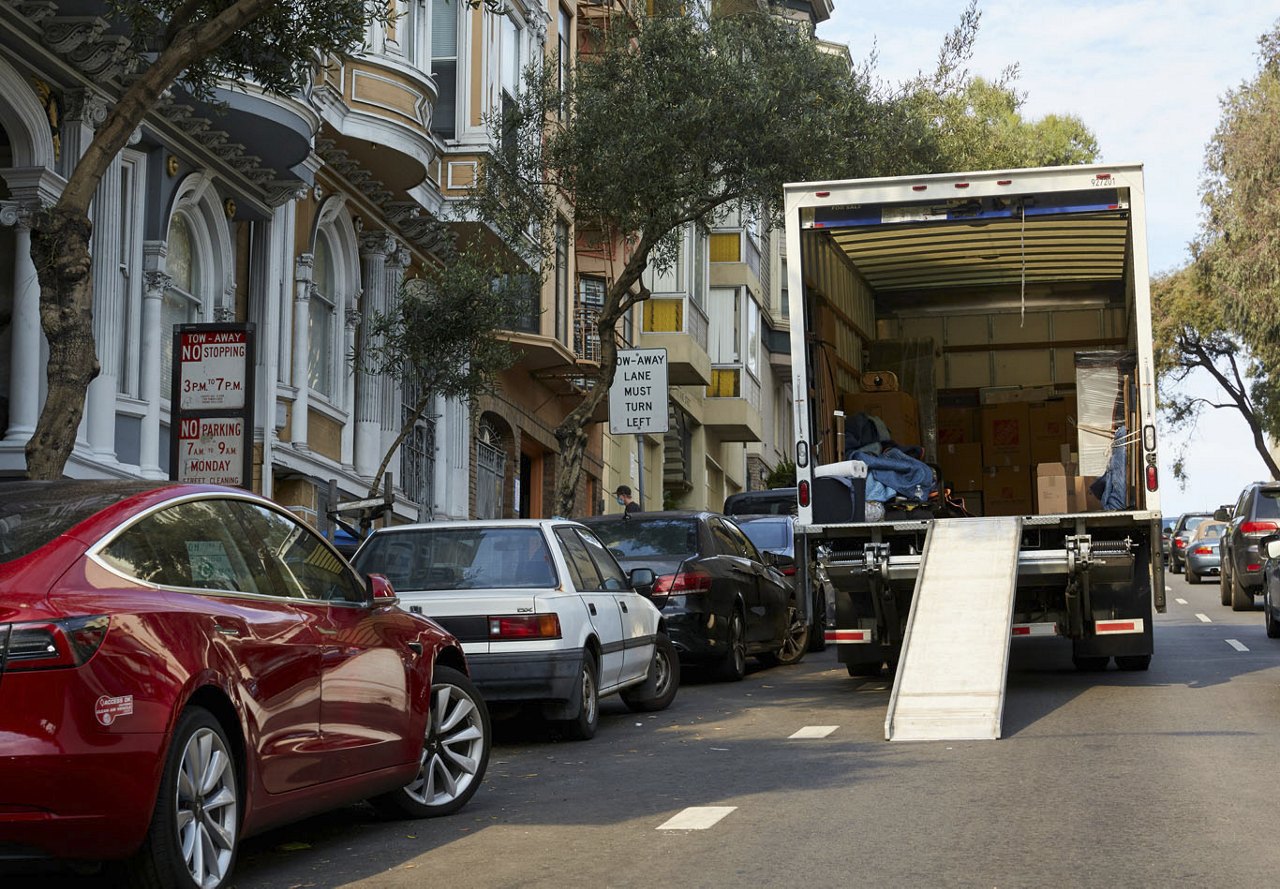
[785,165,1164,737]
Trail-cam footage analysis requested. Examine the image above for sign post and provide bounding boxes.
[609,348,669,435]
[170,323,255,489]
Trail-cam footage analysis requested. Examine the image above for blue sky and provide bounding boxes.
[819,1,1279,515]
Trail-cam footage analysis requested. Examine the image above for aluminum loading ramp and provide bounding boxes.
[885,517,1023,741]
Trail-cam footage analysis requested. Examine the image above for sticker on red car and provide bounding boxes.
[95,694,134,726]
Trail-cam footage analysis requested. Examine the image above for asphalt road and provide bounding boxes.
[15,576,1280,888]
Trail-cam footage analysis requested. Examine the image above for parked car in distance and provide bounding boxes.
[733,513,827,652]
[1169,512,1213,574]
[351,519,678,741]
[0,481,489,889]
[723,487,798,516]
[1218,482,1280,610]
[580,511,805,681]
[1160,517,1176,559]
[1184,519,1226,584]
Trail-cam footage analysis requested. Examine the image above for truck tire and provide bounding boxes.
[1115,655,1151,671]
[1231,573,1254,612]
[1072,655,1109,672]
[846,662,882,678]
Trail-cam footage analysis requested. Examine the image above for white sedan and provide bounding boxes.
[352,519,678,739]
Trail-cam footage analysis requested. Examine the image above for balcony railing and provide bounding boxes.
[575,306,601,364]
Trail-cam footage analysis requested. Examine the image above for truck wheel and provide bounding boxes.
[1072,655,1109,671]
[1231,573,1254,611]
[1115,655,1151,671]
[846,662,882,678]
[714,610,747,682]
[621,633,680,712]
[558,653,600,740]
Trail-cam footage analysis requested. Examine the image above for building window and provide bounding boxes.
[308,233,338,400]
[708,287,741,363]
[162,213,204,400]
[558,6,571,119]
[577,275,605,360]
[431,0,458,140]
[556,217,570,345]
[709,231,741,263]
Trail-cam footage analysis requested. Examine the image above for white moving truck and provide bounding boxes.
[783,164,1163,741]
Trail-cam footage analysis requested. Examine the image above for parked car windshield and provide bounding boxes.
[0,480,164,563]
[737,518,791,552]
[354,526,557,590]
[587,518,698,558]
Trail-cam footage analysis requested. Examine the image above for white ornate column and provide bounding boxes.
[290,253,314,448]
[381,245,410,468]
[139,242,169,477]
[355,232,394,477]
[65,89,124,459]
[1,202,40,443]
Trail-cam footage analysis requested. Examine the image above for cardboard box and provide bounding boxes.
[1074,475,1104,512]
[845,390,921,447]
[937,406,978,445]
[1036,473,1072,513]
[982,465,1033,516]
[981,402,1031,466]
[1029,395,1079,464]
[939,442,984,491]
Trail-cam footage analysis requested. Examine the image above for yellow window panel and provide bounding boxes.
[706,368,740,398]
[644,298,683,333]
[709,233,741,263]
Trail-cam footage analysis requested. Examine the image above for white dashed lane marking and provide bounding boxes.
[789,725,839,739]
[1226,639,1250,652]
[1175,597,1188,605]
[1195,613,1212,623]
[658,807,737,830]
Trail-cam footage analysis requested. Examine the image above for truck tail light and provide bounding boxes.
[1146,464,1158,491]
[488,614,561,640]
[0,616,110,672]
[798,480,810,508]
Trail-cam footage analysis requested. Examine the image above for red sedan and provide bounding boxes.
[0,481,490,888]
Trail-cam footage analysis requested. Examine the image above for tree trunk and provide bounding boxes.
[25,209,98,478]
[369,390,433,499]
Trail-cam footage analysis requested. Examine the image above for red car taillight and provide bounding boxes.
[652,569,713,595]
[0,615,110,672]
[1241,521,1279,536]
[1174,538,1188,549]
[1194,546,1213,555]
[488,614,561,640]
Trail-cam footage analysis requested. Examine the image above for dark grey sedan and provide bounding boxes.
[579,511,801,681]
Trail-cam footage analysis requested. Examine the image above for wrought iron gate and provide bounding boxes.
[476,437,506,519]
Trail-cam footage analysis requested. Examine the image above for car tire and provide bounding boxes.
[371,666,490,819]
[758,599,809,667]
[808,586,828,652]
[1231,571,1254,611]
[714,609,747,682]
[1170,557,1182,574]
[1266,591,1280,639]
[1115,654,1151,671]
[1220,565,1232,606]
[125,706,239,889]
[621,633,680,712]
[1186,568,1200,585]
[559,652,600,740]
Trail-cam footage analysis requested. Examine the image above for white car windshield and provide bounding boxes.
[355,527,557,590]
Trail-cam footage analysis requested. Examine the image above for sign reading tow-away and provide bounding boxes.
[609,348,669,435]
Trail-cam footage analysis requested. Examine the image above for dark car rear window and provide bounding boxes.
[737,518,791,551]
[1257,489,1280,519]
[586,518,698,558]
[0,480,164,564]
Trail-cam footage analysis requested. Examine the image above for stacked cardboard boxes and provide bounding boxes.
[844,390,922,448]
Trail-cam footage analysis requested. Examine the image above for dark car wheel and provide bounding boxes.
[1170,555,1182,574]
[1186,568,1200,585]
[1220,565,1232,606]
[126,707,239,889]
[1231,571,1254,611]
[372,666,490,819]
[621,633,680,712]
[808,587,828,652]
[715,610,747,682]
[1267,590,1280,639]
[758,600,809,667]
[559,652,600,740]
